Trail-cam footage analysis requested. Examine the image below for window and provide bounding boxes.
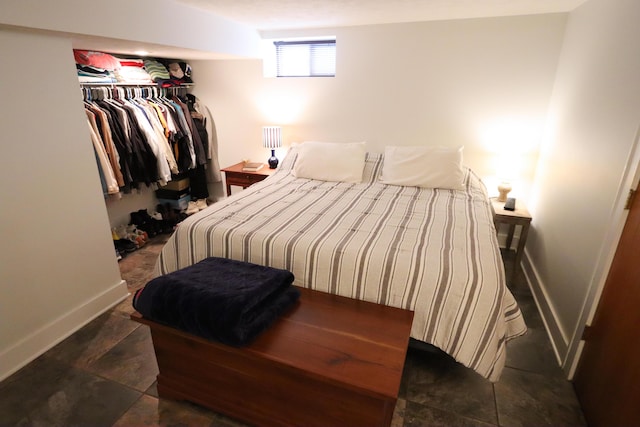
[274,39,336,77]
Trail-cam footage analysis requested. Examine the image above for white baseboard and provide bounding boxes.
[0,280,128,382]
[521,252,569,371]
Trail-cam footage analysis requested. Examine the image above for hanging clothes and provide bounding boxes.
[85,102,125,187]
[186,93,222,183]
[86,112,119,195]
[170,93,209,200]
[172,95,206,166]
[82,85,219,201]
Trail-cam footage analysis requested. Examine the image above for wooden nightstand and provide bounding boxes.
[491,198,532,284]
[221,162,277,196]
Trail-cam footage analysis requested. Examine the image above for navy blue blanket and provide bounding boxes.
[133,257,300,346]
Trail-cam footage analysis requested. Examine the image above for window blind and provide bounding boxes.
[274,40,336,77]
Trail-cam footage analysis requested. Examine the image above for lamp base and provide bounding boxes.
[268,149,278,169]
[497,181,512,202]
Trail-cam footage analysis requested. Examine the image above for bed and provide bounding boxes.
[154,144,527,382]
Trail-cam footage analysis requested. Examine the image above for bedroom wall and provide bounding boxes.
[0,0,261,381]
[191,14,567,201]
[0,29,127,381]
[525,0,640,375]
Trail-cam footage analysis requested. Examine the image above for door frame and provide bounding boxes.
[564,124,640,379]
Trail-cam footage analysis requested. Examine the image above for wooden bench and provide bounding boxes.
[131,286,414,427]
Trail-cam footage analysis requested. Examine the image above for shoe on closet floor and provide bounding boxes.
[157,205,176,230]
[156,204,169,220]
[195,198,208,211]
[127,225,148,247]
[186,201,199,215]
[131,209,161,237]
[161,203,186,226]
[114,238,136,253]
[130,211,153,237]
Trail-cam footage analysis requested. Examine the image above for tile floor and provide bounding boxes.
[0,234,587,426]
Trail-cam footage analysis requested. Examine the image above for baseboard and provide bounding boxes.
[521,252,568,369]
[0,280,128,382]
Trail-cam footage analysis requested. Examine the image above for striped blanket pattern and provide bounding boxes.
[155,149,527,381]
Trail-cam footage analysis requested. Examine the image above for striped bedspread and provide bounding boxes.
[155,149,527,381]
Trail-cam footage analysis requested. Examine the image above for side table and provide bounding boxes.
[221,162,276,196]
[491,198,532,284]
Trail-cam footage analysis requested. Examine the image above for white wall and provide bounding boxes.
[525,0,640,374]
[0,0,260,380]
[192,14,567,201]
[0,29,127,380]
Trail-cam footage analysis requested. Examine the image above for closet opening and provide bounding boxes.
[77,49,222,260]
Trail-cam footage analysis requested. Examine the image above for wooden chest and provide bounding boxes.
[131,286,414,427]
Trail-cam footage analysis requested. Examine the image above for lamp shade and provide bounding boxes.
[262,126,282,149]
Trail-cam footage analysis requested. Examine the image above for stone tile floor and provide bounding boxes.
[0,235,587,426]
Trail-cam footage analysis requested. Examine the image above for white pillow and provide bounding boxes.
[380,146,465,190]
[293,141,367,183]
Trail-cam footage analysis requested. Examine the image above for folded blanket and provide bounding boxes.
[133,257,300,346]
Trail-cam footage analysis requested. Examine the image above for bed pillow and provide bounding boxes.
[380,146,465,190]
[293,141,367,183]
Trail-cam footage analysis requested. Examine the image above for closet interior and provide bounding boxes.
[77,49,222,259]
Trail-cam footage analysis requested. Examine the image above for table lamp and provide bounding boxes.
[495,156,516,202]
[263,126,282,169]
[497,181,512,202]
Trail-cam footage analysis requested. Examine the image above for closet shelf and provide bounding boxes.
[79,82,194,87]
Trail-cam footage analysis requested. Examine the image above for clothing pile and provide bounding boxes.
[74,50,194,86]
[74,50,120,83]
[114,57,154,85]
[143,59,170,82]
[133,257,300,346]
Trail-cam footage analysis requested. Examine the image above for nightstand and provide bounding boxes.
[221,162,277,196]
[491,198,532,284]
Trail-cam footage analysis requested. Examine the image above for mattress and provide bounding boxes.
[155,148,527,381]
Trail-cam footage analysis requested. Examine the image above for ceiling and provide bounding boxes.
[174,0,587,31]
[70,0,587,59]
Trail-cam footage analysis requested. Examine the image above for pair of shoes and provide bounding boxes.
[130,209,163,237]
[185,199,208,215]
[149,211,173,234]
